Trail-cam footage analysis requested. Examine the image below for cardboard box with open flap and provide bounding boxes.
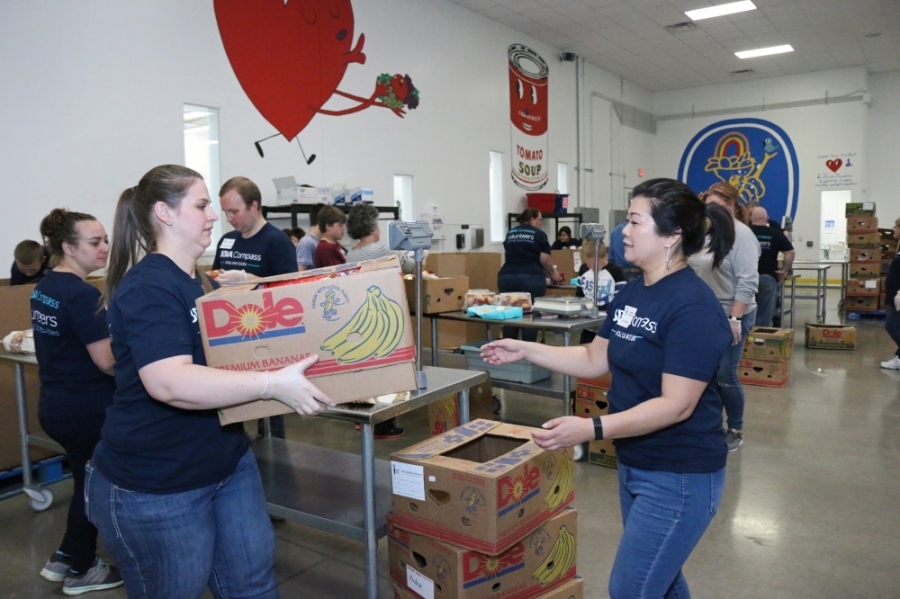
[742,327,795,361]
[389,419,574,555]
[196,256,417,425]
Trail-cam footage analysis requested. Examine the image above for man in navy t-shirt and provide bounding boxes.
[212,177,298,284]
[749,207,794,327]
[211,176,298,438]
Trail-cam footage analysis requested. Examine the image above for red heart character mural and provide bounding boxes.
[214,0,419,149]
[825,158,842,172]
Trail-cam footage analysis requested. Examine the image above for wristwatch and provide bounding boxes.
[593,417,604,440]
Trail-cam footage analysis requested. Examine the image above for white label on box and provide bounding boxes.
[220,238,235,250]
[407,565,435,599]
[863,202,874,210]
[391,461,425,500]
[428,475,436,482]
[865,280,877,288]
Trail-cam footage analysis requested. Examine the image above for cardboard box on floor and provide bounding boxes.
[405,276,468,314]
[196,257,418,425]
[388,508,578,599]
[390,419,574,554]
[806,324,856,350]
[587,439,617,468]
[393,578,583,599]
[742,327,795,361]
[738,358,791,388]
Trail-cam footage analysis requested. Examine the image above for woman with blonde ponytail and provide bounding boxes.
[87,165,335,599]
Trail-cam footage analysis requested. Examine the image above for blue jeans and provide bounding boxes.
[610,463,726,599]
[755,274,778,328]
[86,449,277,599]
[717,308,756,431]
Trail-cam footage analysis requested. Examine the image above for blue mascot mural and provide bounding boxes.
[678,118,799,225]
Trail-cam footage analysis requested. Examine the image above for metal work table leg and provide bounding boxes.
[459,389,470,425]
[562,331,572,416]
[15,364,34,491]
[431,317,438,367]
[360,422,377,599]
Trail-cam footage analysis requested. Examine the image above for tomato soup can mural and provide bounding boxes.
[509,44,549,191]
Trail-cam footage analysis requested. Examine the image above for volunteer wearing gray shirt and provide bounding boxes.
[296,203,325,271]
[688,182,760,454]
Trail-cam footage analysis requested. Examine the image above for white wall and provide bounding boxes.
[653,67,871,261]
[866,71,900,225]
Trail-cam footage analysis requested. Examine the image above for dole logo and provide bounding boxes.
[497,464,541,516]
[822,329,845,338]
[461,543,525,587]
[202,291,305,346]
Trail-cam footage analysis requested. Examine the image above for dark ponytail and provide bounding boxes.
[518,208,541,224]
[39,208,97,268]
[104,165,203,305]
[634,178,735,269]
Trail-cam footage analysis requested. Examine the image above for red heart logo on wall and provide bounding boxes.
[825,159,842,172]
[214,0,362,141]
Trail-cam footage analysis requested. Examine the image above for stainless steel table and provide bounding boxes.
[778,273,799,329]
[794,259,849,304]
[791,265,830,323]
[1,351,63,511]
[253,366,487,599]
[427,311,605,415]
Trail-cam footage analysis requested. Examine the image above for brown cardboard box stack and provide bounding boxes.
[388,419,578,599]
[738,327,794,387]
[845,204,881,312]
[574,374,616,468]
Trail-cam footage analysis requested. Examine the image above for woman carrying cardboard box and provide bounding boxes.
[87,165,335,599]
[481,178,734,599]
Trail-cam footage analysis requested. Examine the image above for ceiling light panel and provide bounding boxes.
[686,1,757,22]
[735,44,794,58]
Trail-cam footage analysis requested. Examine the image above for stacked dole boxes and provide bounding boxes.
[845,203,882,313]
[738,327,795,387]
[388,419,583,599]
[879,226,899,310]
[574,373,616,468]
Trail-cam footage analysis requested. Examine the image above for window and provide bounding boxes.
[393,174,413,221]
[489,151,504,242]
[183,104,221,243]
[557,162,568,194]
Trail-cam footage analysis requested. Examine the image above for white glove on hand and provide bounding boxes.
[894,290,900,311]
[729,319,742,346]
[216,269,248,285]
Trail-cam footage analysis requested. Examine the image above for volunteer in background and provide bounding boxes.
[689,181,760,454]
[296,203,325,270]
[749,206,794,327]
[212,176,298,439]
[11,239,49,285]
[575,239,625,344]
[88,165,334,599]
[346,204,413,439]
[314,206,347,268]
[607,221,636,269]
[498,208,562,342]
[481,178,734,599]
[212,176,298,283]
[283,227,305,247]
[32,209,123,595]
[880,217,900,370]
[551,226,581,250]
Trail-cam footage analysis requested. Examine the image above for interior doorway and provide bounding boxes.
[819,190,852,260]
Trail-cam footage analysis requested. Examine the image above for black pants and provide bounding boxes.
[40,412,106,573]
[498,273,546,343]
[886,306,900,357]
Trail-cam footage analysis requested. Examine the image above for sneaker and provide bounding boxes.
[40,551,72,582]
[881,356,900,370]
[725,428,743,453]
[63,562,123,596]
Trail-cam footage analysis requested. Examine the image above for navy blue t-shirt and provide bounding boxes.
[31,271,115,419]
[499,224,551,277]
[92,254,248,494]
[212,222,298,278]
[598,267,731,473]
[750,224,794,278]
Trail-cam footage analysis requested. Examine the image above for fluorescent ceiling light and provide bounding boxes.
[686,1,756,21]
[735,44,794,59]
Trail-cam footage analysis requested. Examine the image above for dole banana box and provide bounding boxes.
[742,327,795,361]
[738,358,790,388]
[574,385,609,419]
[390,419,574,555]
[392,578,583,599]
[196,256,417,425]
[388,508,577,599]
[805,324,856,350]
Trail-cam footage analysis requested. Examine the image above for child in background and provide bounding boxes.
[314,206,347,268]
[576,239,626,343]
[11,239,49,285]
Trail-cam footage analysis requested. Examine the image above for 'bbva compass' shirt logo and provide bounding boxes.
[678,118,799,226]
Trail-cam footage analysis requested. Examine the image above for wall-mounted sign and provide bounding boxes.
[509,44,549,191]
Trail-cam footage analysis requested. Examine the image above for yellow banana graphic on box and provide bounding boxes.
[532,524,576,585]
[544,451,573,510]
[321,286,405,364]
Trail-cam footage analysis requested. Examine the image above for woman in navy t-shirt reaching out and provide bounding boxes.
[32,208,124,594]
[482,179,735,599]
[86,165,335,599]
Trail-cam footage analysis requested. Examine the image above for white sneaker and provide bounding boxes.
[880,356,900,370]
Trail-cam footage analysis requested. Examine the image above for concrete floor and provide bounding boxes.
[2,293,899,598]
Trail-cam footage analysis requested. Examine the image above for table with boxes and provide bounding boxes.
[388,419,582,599]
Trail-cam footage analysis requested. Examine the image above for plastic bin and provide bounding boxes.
[526,193,568,214]
[460,341,552,383]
